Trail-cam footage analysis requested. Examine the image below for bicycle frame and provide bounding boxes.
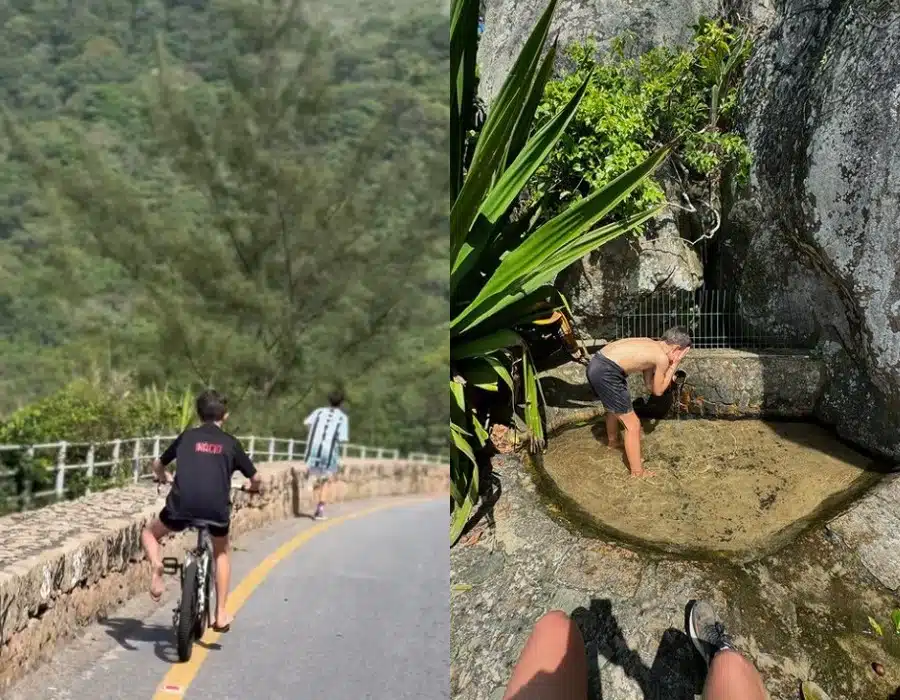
[162,525,215,630]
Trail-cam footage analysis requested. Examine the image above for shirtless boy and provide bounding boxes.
[586,327,692,477]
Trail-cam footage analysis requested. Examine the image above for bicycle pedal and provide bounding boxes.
[161,557,180,575]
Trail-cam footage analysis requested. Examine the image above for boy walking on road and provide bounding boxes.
[586,327,692,477]
[304,389,349,520]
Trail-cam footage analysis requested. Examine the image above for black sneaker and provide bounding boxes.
[686,600,735,667]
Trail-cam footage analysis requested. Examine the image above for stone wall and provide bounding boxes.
[539,349,825,429]
[0,459,448,691]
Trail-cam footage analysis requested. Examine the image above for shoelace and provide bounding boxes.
[713,621,735,650]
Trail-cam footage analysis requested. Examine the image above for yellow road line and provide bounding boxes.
[152,496,438,698]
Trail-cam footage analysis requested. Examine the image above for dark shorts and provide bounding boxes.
[159,506,230,538]
[586,353,633,415]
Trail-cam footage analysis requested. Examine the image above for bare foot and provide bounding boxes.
[149,564,164,602]
[213,612,234,632]
[629,468,656,478]
[607,438,621,448]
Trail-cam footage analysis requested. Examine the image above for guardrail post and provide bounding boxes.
[22,446,34,508]
[287,438,294,460]
[55,441,68,500]
[360,446,367,460]
[132,439,142,483]
[85,444,96,494]
[341,443,348,458]
[376,447,383,459]
[267,437,275,462]
[152,435,161,461]
[112,439,121,480]
[393,449,400,460]
[248,436,256,459]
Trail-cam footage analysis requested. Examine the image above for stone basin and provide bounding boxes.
[532,418,888,561]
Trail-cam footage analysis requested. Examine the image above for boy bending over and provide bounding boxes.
[586,327,692,477]
[141,389,261,632]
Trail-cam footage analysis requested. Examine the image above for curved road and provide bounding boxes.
[7,497,448,700]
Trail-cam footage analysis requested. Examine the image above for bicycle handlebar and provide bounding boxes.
[153,476,259,494]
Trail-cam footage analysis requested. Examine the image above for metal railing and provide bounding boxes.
[615,289,816,351]
[0,434,447,512]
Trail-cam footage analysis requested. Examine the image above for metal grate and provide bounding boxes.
[614,289,813,351]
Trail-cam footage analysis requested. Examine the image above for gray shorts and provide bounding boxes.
[586,354,633,414]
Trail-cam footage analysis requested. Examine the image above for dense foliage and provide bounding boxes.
[0,0,447,455]
[533,18,752,226]
[449,0,666,543]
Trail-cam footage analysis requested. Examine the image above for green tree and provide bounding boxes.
[0,0,447,454]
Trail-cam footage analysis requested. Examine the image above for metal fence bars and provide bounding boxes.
[0,435,447,513]
[614,289,814,351]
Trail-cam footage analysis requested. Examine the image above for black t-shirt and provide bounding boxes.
[160,423,257,524]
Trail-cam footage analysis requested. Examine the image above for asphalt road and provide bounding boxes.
[6,496,448,700]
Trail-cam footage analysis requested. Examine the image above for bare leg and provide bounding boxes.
[605,412,620,447]
[619,411,653,477]
[703,650,768,700]
[211,535,233,628]
[140,518,171,601]
[312,477,328,518]
[502,610,588,700]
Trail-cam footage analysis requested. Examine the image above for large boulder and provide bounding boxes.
[556,208,704,340]
[727,0,900,456]
[477,0,775,102]
[477,0,768,341]
[479,0,718,102]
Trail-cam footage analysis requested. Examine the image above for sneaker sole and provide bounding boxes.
[685,600,710,665]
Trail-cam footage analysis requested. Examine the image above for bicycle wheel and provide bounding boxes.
[176,561,199,662]
[194,553,212,639]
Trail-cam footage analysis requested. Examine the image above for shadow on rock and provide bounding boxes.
[572,599,705,700]
[98,615,179,663]
[540,376,598,408]
[454,469,502,546]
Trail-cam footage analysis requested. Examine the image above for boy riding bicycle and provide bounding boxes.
[140,389,261,632]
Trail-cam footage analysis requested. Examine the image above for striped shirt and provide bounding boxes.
[303,407,349,470]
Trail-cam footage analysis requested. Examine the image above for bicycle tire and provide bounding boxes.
[176,560,199,662]
[194,550,213,639]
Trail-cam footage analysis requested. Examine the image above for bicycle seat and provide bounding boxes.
[187,518,228,530]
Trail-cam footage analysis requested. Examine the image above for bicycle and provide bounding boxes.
[161,517,221,661]
[156,479,257,662]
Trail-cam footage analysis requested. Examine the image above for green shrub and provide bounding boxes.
[533,18,753,225]
[0,378,193,510]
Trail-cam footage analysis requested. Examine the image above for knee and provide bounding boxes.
[710,649,756,676]
[533,610,577,645]
[620,414,640,433]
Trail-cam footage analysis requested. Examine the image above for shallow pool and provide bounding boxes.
[534,419,887,559]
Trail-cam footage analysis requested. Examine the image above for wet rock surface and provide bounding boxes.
[451,453,900,700]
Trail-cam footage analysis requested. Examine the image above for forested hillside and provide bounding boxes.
[0,0,447,453]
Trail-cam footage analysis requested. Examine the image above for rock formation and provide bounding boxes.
[727,0,900,455]
[479,0,900,457]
